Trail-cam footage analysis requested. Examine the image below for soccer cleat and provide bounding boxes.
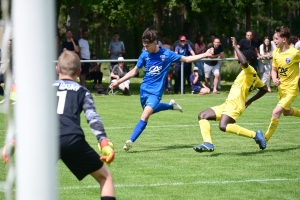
[193,142,214,153]
[123,140,133,151]
[254,130,266,150]
[169,99,183,112]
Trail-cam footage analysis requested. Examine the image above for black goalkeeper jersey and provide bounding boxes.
[53,79,107,142]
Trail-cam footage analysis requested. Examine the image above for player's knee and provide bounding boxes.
[218,123,227,132]
[198,111,208,120]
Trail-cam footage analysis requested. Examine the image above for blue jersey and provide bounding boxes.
[137,47,182,97]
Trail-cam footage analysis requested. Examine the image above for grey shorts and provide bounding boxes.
[204,62,220,78]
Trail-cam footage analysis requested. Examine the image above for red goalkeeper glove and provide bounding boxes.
[2,139,16,164]
[98,138,115,164]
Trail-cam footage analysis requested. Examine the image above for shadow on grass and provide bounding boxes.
[125,144,195,153]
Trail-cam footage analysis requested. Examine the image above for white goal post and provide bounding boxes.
[12,0,58,200]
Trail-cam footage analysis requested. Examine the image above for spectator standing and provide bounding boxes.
[62,30,80,53]
[204,38,224,94]
[207,33,217,47]
[78,30,90,87]
[259,36,275,92]
[174,35,195,94]
[162,36,173,51]
[108,32,126,66]
[295,37,300,50]
[162,36,174,92]
[89,54,104,89]
[194,34,206,77]
[190,67,210,94]
[237,31,259,71]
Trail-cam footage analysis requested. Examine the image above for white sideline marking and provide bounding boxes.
[60,178,300,190]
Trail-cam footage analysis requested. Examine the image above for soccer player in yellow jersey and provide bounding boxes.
[193,37,268,152]
[264,26,300,142]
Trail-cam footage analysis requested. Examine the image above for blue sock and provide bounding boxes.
[153,103,172,114]
[130,120,148,142]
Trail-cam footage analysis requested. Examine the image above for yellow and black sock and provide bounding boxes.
[225,124,256,138]
[265,118,279,142]
[292,107,300,117]
[199,119,212,144]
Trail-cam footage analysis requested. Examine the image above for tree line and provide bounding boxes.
[3,0,300,59]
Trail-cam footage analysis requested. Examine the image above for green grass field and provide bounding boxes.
[1,82,300,199]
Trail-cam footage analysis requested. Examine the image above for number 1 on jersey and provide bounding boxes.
[57,91,67,114]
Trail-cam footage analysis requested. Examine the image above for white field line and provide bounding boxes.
[60,177,300,190]
[94,121,300,130]
[0,121,299,133]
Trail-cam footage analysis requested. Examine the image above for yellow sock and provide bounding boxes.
[199,119,212,144]
[292,107,300,117]
[225,124,256,138]
[265,118,279,142]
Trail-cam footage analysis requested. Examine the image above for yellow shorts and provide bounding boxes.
[211,100,244,121]
[278,89,298,110]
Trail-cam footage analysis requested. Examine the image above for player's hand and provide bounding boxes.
[231,37,237,47]
[109,81,119,89]
[98,138,115,164]
[205,48,213,57]
[273,78,281,86]
[245,100,252,108]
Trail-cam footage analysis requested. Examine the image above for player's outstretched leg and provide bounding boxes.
[169,99,183,112]
[253,130,266,150]
[123,119,147,151]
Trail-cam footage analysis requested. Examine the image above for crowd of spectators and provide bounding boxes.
[53,29,300,95]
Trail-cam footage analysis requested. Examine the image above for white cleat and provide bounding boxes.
[123,140,133,151]
[169,99,183,112]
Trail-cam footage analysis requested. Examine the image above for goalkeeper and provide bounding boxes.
[54,51,115,200]
[193,37,268,153]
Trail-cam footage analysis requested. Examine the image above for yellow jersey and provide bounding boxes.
[272,47,300,91]
[226,65,264,110]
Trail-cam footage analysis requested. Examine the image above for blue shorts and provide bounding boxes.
[140,90,161,109]
[192,86,203,93]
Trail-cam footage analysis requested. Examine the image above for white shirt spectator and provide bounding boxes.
[295,41,300,50]
[78,38,90,59]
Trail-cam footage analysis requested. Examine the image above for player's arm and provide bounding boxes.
[271,66,280,86]
[231,37,248,68]
[110,66,139,89]
[245,85,268,108]
[83,92,114,163]
[180,48,213,63]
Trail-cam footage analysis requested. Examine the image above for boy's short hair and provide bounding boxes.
[275,26,291,40]
[242,50,257,66]
[142,28,157,44]
[58,51,80,76]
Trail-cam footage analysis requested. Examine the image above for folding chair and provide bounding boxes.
[107,64,119,95]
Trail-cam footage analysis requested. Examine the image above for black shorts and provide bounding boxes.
[60,134,103,180]
[81,59,90,74]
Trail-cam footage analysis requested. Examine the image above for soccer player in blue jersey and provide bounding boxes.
[264,26,300,142]
[193,37,268,153]
[110,28,213,151]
